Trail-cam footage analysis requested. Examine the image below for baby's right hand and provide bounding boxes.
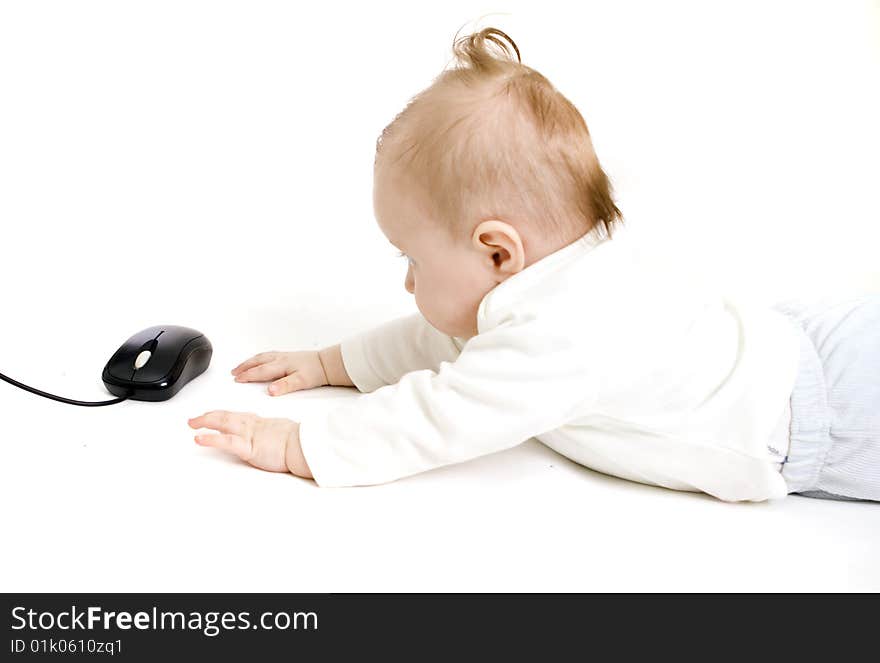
[230,351,329,397]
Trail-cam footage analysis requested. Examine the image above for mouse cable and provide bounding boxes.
[0,371,132,407]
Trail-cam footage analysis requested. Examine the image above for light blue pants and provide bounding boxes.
[771,294,880,502]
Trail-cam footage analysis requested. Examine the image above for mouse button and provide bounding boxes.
[132,356,174,384]
[157,325,201,344]
[106,361,135,383]
[132,336,202,384]
[134,350,152,369]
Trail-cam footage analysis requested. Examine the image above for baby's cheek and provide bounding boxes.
[413,287,452,334]
[417,266,479,335]
[442,290,481,337]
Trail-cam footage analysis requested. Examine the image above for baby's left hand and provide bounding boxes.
[188,411,312,478]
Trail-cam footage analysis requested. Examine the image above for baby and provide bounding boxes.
[188,27,880,503]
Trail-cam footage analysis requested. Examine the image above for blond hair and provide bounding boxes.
[375,27,624,244]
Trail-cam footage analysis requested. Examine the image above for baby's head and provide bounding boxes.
[373,27,623,338]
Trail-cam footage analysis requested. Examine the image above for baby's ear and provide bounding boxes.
[471,220,525,275]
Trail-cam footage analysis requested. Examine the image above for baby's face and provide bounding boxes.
[373,165,495,339]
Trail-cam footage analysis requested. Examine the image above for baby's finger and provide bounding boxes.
[231,352,277,375]
[235,362,286,383]
[268,372,306,396]
[195,433,252,461]
[188,410,251,437]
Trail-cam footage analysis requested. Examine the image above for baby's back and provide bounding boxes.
[530,236,800,501]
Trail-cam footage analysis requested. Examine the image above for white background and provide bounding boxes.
[1,0,879,591]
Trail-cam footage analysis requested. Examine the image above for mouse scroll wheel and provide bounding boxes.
[134,350,152,370]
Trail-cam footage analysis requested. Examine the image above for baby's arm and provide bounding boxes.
[191,313,464,474]
[336,313,465,393]
[317,344,355,387]
[298,317,598,487]
[231,313,461,396]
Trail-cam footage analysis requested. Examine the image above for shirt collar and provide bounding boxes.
[476,226,610,333]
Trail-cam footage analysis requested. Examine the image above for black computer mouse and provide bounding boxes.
[102,325,213,402]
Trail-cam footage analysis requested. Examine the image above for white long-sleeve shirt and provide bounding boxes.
[298,229,801,502]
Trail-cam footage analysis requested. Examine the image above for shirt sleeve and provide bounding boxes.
[299,317,598,487]
[339,312,465,393]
